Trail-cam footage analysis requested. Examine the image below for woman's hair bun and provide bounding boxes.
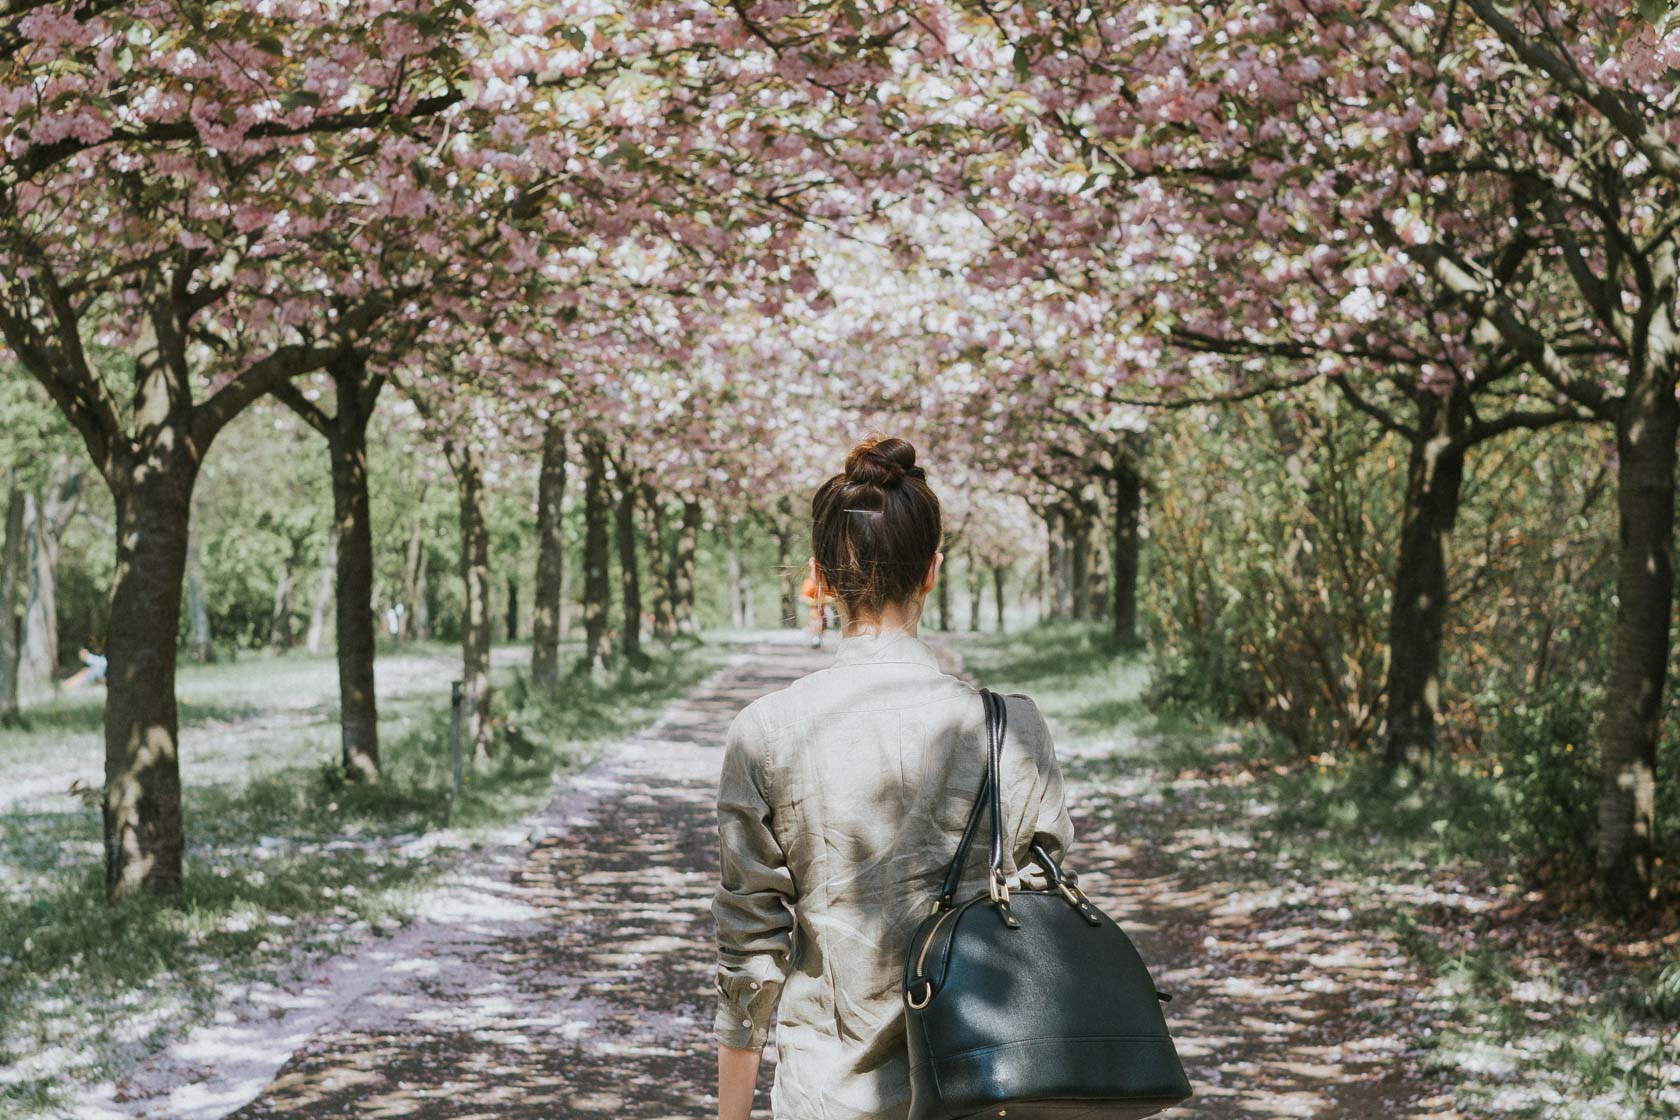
[812,433,942,617]
[845,435,926,488]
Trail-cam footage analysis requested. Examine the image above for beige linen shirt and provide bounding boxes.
[711,631,1075,1120]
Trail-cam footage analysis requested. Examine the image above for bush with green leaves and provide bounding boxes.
[1479,679,1604,879]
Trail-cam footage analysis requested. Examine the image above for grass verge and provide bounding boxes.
[960,621,1679,1120]
[0,640,730,1117]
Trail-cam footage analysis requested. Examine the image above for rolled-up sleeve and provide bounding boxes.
[712,705,795,1050]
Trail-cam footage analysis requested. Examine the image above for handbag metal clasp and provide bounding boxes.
[988,870,1010,905]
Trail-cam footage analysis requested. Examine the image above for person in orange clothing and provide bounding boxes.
[799,558,827,648]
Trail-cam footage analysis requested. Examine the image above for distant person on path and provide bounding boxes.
[61,645,108,690]
[799,558,827,648]
[711,435,1074,1120]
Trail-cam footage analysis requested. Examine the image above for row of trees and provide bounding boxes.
[1,0,890,896]
[902,0,1680,912]
[1,359,1061,746]
[4,0,1678,914]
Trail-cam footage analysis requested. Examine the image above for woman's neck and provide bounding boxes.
[840,600,924,639]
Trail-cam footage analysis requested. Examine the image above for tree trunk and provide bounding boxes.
[773,529,794,626]
[559,562,571,641]
[615,467,647,669]
[327,369,382,783]
[1045,508,1066,621]
[274,360,384,778]
[102,458,196,898]
[1596,355,1678,912]
[1381,392,1467,770]
[1035,547,1047,622]
[20,459,82,682]
[450,440,494,764]
[1088,530,1109,623]
[182,500,211,663]
[305,526,337,655]
[1,471,25,721]
[266,543,297,650]
[936,555,951,630]
[992,565,1007,634]
[1112,463,1143,648]
[724,516,745,629]
[412,545,430,641]
[967,546,982,631]
[505,576,519,642]
[643,479,675,641]
[1069,505,1091,621]
[580,436,612,675]
[739,528,755,628]
[530,418,566,691]
[671,498,701,635]
[398,505,426,645]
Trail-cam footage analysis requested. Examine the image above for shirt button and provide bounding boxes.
[749,983,760,991]
[742,1018,752,1027]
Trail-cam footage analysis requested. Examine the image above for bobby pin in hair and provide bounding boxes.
[843,508,883,516]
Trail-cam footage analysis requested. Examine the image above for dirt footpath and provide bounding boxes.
[101,636,1459,1119]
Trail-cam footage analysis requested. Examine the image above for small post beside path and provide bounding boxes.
[449,680,464,818]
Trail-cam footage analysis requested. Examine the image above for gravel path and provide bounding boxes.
[93,635,1459,1120]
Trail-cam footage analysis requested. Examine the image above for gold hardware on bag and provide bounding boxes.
[907,980,933,1009]
[988,870,1010,905]
[915,909,954,977]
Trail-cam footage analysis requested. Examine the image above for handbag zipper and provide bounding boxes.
[916,908,955,978]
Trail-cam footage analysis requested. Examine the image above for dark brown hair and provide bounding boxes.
[811,435,943,618]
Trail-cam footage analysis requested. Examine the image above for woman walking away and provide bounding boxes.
[711,435,1074,1120]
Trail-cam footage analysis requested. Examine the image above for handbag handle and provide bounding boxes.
[935,688,1010,911]
[937,763,992,909]
[934,690,1094,927]
[985,689,1006,891]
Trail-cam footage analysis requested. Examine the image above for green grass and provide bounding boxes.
[964,621,1680,1120]
[0,639,731,1117]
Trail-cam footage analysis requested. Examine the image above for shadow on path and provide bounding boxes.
[119,635,1457,1119]
[1063,761,1462,1119]
[223,642,830,1120]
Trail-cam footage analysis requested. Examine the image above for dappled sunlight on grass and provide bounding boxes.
[168,643,819,1120]
[0,640,732,1118]
[966,622,1679,1119]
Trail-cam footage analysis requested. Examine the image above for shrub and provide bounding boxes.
[1482,679,1604,879]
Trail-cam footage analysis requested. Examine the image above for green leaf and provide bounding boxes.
[1638,0,1669,24]
[1012,43,1031,81]
[564,26,587,50]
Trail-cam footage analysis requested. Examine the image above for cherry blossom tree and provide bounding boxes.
[0,0,939,895]
[934,0,1674,908]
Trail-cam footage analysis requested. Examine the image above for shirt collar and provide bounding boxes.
[832,630,943,670]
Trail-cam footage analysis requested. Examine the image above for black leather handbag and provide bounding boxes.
[901,688,1192,1120]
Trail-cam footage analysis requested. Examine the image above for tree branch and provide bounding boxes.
[1461,0,1680,182]
[270,379,333,437]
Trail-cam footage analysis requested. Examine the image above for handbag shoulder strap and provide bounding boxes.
[985,688,1007,886]
[935,688,1007,910]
